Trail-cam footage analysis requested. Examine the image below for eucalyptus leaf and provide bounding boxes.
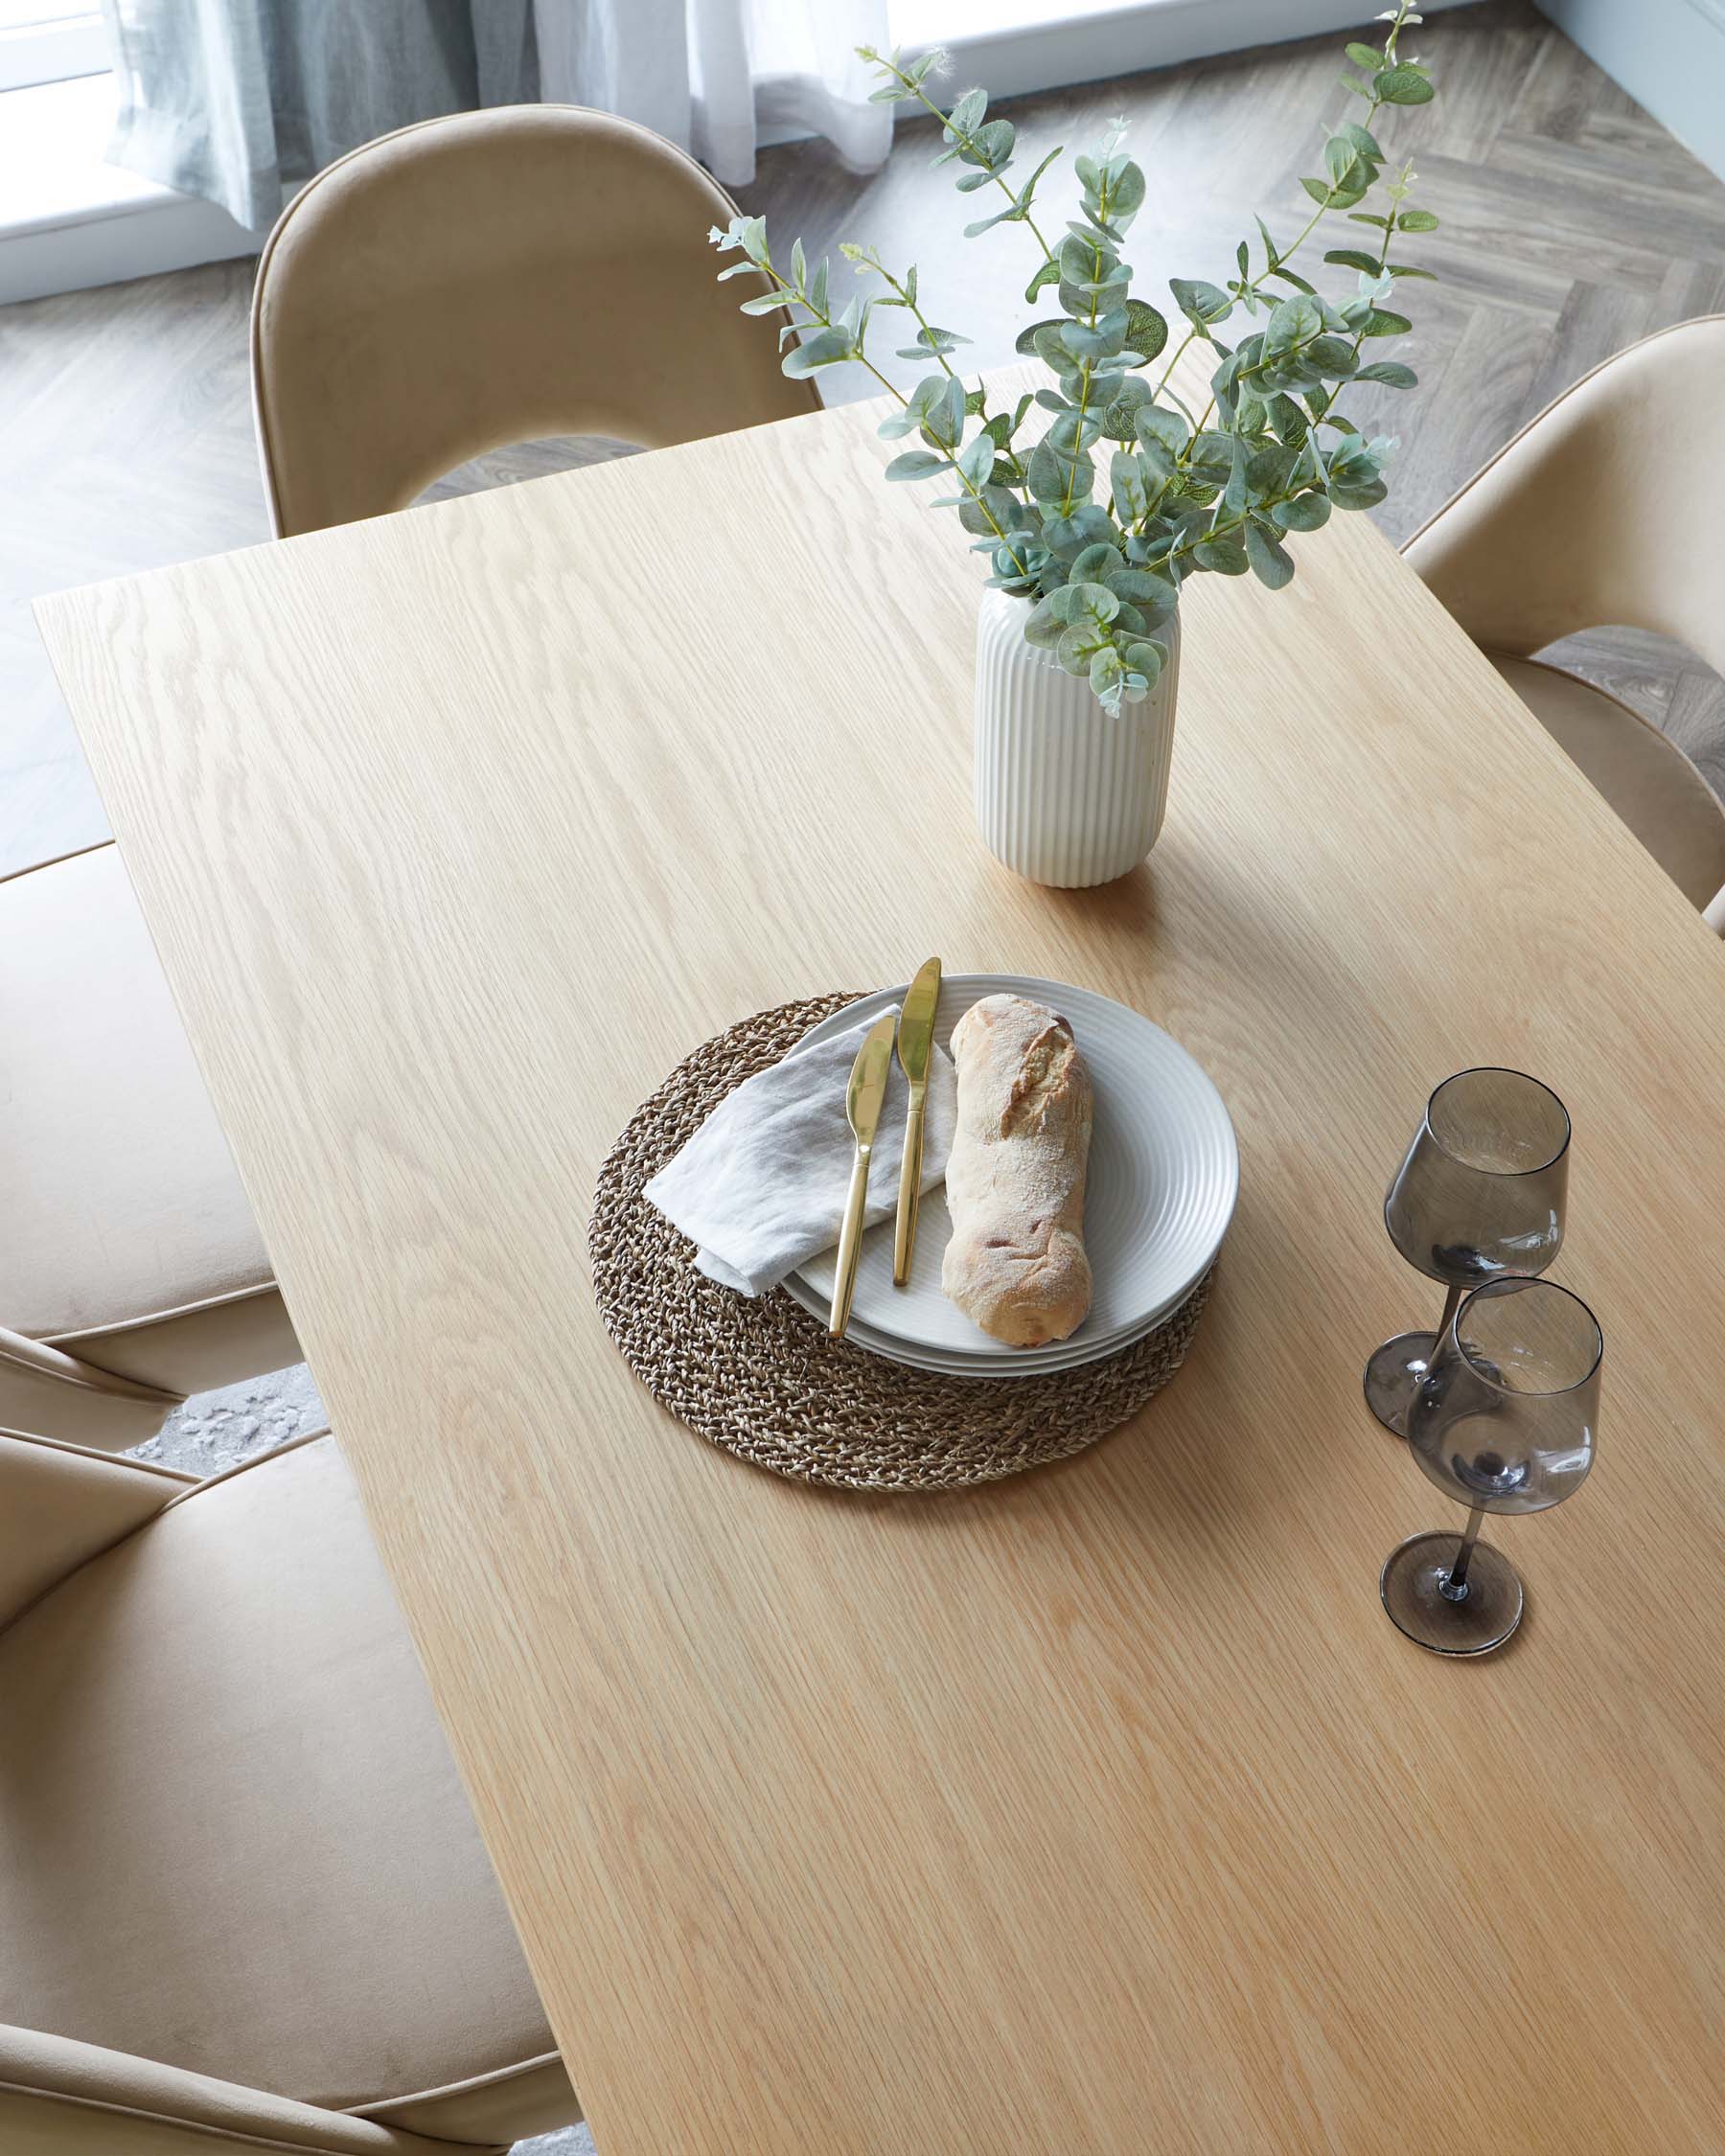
[1264,292,1322,356]
[1272,490,1332,532]
[1245,441,1300,496]
[781,327,852,377]
[1169,277,1232,331]
[1106,161,1147,218]
[1120,638,1165,689]
[1100,377,1154,440]
[947,86,987,135]
[1136,405,1189,456]
[1308,335,1360,376]
[1111,449,1150,522]
[1109,568,1178,613]
[1025,442,1071,504]
[1123,298,1168,363]
[957,434,997,489]
[883,449,948,481]
[1374,64,1435,103]
[1266,393,1309,447]
[1223,436,1250,515]
[1070,541,1126,581]
[1194,535,1250,574]
[1244,519,1295,589]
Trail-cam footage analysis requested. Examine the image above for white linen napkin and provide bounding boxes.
[644,1006,958,1296]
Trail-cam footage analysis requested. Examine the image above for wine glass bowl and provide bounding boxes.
[1382,1277,1602,1657]
[1366,1067,1571,1436]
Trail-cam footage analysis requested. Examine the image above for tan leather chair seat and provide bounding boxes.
[1487,654,1725,912]
[0,845,298,1397]
[251,104,818,538]
[1405,316,1725,933]
[0,1434,576,2145]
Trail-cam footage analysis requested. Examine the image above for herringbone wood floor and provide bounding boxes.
[5,0,1724,878]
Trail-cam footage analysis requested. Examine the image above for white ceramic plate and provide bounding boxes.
[790,975,1237,1362]
[785,1274,1204,1380]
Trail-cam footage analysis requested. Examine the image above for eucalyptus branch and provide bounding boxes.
[856,45,1059,272]
[738,244,907,406]
[1058,218,1112,515]
[711,0,1440,712]
[842,246,965,382]
[731,239,1029,562]
[1151,0,1422,403]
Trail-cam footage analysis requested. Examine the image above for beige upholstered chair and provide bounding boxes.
[251,103,818,538]
[1,845,300,1452]
[1405,314,1725,932]
[0,1425,579,2151]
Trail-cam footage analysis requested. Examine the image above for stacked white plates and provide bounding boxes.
[786,975,1237,1380]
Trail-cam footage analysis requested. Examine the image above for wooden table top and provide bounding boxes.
[37,378,1725,2154]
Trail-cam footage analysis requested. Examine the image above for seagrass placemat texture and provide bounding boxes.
[589,992,1213,1493]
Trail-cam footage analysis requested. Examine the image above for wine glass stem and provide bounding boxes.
[1442,1505,1485,1601]
[1434,1281,1463,1355]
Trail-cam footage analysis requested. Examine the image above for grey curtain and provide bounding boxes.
[100,1,892,234]
[101,1,540,233]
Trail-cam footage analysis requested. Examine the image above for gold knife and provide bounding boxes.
[892,956,942,1286]
[830,1010,898,1339]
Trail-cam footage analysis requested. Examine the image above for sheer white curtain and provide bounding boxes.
[532,0,893,187]
[100,0,892,234]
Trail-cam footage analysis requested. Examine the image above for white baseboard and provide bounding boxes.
[1535,0,1725,186]
[906,0,1483,104]
[0,73,257,307]
[0,194,257,305]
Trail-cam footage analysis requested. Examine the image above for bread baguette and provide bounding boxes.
[940,994,1093,1346]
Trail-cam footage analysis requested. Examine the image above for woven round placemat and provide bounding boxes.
[589,992,1214,1493]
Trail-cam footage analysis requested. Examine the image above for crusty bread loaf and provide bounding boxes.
[940,994,1093,1346]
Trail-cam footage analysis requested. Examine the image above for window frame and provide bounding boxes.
[0,8,108,94]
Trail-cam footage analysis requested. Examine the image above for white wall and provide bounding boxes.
[1535,0,1725,186]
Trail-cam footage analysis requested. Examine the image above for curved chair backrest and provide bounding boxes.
[251,104,819,538]
[1404,314,1725,681]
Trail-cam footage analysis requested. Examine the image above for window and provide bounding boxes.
[0,1,107,92]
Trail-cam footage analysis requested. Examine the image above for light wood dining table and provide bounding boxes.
[36,369,1725,2155]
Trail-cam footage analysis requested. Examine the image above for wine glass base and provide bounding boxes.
[1380,1531,1523,1657]
[1363,1330,1439,1437]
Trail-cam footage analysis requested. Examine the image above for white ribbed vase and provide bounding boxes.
[973,587,1182,887]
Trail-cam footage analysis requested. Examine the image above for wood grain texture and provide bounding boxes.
[9,0,1725,877]
[34,360,1725,2153]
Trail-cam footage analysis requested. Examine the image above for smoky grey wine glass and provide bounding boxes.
[1365,1067,1570,1437]
[1381,1276,1601,1656]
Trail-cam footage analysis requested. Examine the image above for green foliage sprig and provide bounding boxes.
[711,4,1439,713]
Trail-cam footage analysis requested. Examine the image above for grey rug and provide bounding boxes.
[135,1372,596,2156]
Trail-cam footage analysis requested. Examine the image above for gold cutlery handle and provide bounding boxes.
[830,1144,871,1338]
[893,1088,927,1287]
